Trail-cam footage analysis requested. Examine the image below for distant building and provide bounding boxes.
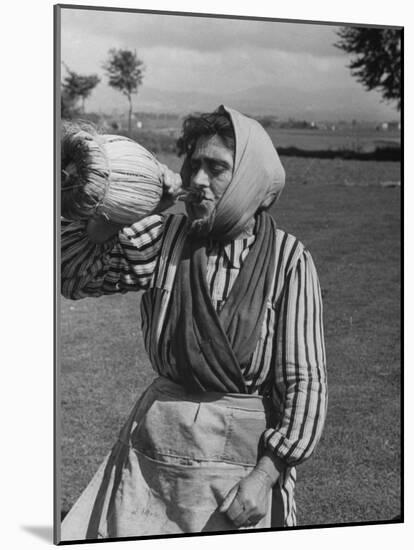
[377,121,401,131]
[280,119,315,130]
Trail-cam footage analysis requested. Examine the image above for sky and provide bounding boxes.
[60,7,400,120]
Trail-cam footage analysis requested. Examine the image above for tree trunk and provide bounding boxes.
[81,96,85,114]
[128,95,132,136]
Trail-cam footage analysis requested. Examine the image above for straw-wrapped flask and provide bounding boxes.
[61,122,180,224]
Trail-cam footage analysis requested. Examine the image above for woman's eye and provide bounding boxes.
[209,165,224,176]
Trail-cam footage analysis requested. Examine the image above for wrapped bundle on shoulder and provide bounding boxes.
[61,121,180,224]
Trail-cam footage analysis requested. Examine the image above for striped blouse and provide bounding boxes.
[61,213,327,524]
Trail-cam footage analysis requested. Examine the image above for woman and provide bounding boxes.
[60,105,327,541]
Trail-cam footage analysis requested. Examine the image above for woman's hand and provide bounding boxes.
[219,451,283,528]
[155,163,183,213]
[218,468,274,528]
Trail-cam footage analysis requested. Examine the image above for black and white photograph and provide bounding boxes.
[55,3,402,545]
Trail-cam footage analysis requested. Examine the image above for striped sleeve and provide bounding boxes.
[61,215,165,300]
[264,248,327,467]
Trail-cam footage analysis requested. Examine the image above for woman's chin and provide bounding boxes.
[185,202,212,222]
[185,204,216,237]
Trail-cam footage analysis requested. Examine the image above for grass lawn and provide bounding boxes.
[59,155,401,527]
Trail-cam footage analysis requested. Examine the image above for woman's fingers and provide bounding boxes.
[226,497,263,528]
[231,507,250,528]
[218,485,239,513]
[159,163,182,196]
[221,490,257,526]
[226,496,246,523]
[231,504,265,528]
[219,475,269,528]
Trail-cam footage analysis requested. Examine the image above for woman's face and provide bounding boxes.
[185,134,234,225]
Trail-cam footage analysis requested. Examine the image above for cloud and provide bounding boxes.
[60,7,350,96]
[59,7,398,119]
[138,47,349,94]
[61,7,343,57]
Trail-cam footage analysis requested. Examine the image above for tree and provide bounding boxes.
[61,88,79,119]
[103,49,145,135]
[61,63,101,114]
[335,27,402,110]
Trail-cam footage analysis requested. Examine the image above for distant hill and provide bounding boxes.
[86,82,399,123]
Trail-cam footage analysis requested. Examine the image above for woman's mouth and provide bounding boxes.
[177,189,210,204]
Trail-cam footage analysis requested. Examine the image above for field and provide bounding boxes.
[266,127,400,152]
[59,151,401,528]
[94,112,401,156]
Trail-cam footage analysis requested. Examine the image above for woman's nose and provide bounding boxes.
[191,166,209,188]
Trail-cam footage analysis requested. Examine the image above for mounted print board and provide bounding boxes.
[55,3,402,545]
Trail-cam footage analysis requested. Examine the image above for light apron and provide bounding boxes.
[61,377,281,541]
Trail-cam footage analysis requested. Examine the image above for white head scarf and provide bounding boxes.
[210,105,285,241]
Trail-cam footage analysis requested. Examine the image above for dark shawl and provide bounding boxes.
[162,106,285,392]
